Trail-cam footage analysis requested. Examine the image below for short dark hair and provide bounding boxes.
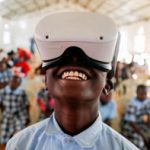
[136,84,147,93]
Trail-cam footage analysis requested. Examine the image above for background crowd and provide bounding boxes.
[0,47,150,149]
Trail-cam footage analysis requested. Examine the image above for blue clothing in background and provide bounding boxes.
[122,97,150,149]
[99,100,117,121]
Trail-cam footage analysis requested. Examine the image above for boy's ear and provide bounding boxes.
[102,79,113,95]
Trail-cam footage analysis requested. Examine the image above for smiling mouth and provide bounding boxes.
[61,70,88,81]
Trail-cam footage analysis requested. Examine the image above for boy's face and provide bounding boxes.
[137,88,147,101]
[45,53,107,105]
[10,76,21,89]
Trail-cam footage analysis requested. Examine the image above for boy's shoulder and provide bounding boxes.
[101,123,139,150]
[6,118,49,150]
[128,97,140,105]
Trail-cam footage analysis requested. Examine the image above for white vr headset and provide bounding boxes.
[34,12,120,76]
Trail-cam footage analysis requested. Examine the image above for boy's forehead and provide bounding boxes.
[138,88,147,93]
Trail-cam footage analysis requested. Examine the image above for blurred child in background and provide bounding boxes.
[122,84,150,150]
[36,88,55,120]
[99,90,117,126]
[0,75,30,149]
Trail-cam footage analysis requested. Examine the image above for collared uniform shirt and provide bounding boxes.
[124,97,150,122]
[122,97,150,149]
[0,86,29,143]
[6,113,139,150]
[0,86,29,118]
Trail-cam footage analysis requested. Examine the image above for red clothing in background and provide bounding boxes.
[15,62,30,76]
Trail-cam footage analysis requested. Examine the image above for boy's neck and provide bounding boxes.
[54,104,99,136]
[136,97,146,102]
[10,86,18,91]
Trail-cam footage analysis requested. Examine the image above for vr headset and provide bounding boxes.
[34,12,120,78]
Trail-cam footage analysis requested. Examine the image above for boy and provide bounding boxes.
[36,88,54,120]
[99,90,117,126]
[0,75,30,149]
[122,84,150,150]
[6,12,138,149]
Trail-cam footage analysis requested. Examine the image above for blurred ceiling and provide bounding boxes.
[0,0,150,26]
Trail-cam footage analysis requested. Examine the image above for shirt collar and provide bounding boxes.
[5,86,22,94]
[45,113,64,136]
[74,114,102,148]
[45,112,103,148]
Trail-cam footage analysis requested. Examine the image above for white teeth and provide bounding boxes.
[67,77,81,80]
[70,71,73,76]
[61,71,88,80]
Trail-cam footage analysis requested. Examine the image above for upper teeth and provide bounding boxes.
[61,71,87,80]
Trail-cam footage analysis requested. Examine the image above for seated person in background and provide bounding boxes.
[99,90,117,126]
[122,84,150,150]
[0,75,30,149]
[36,88,55,120]
[6,12,138,150]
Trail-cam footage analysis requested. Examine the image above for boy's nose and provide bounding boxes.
[61,47,88,67]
